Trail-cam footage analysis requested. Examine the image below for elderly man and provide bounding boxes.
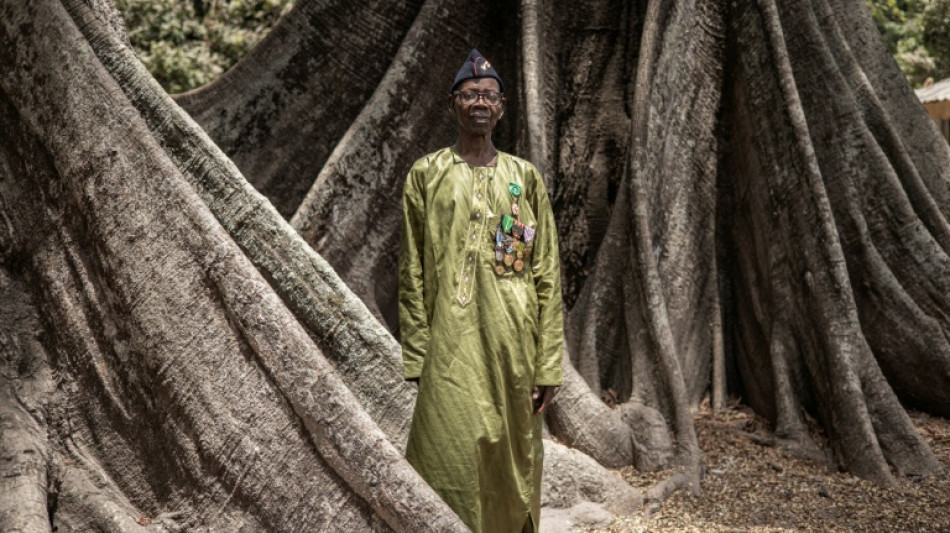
[398,49,564,533]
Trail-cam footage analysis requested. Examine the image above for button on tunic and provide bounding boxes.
[399,147,564,533]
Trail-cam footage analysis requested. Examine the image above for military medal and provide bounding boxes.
[523,225,535,243]
[491,182,535,277]
[512,222,524,239]
[501,214,515,234]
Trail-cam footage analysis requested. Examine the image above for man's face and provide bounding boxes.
[450,78,505,137]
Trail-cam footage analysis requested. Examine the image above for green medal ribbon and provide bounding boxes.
[508,182,522,198]
[501,214,515,233]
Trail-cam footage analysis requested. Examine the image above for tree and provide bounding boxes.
[115,0,294,93]
[0,1,634,530]
[1,0,948,532]
[865,0,950,85]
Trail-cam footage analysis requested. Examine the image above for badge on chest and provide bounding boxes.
[494,183,535,276]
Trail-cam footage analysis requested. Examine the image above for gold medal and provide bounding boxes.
[504,254,514,266]
[494,264,506,275]
[514,259,524,272]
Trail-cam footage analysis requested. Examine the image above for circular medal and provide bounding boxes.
[503,254,514,266]
[494,264,506,275]
[514,259,524,272]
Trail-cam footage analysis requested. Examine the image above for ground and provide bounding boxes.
[545,401,949,532]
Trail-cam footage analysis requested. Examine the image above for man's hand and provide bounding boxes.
[532,386,558,414]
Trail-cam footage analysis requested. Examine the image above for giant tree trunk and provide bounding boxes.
[3,0,949,531]
[182,0,948,489]
[0,1,640,531]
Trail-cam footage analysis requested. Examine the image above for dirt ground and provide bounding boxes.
[584,402,950,532]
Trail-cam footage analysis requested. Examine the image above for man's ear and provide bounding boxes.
[447,95,456,114]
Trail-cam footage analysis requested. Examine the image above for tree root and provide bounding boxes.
[52,449,186,533]
[0,388,51,532]
[0,4,657,531]
[176,0,425,217]
[542,440,643,514]
[0,267,53,532]
[642,470,701,517]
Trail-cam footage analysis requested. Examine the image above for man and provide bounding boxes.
[398,49,564,533]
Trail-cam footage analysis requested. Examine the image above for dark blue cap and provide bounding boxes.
[451,49,504,93]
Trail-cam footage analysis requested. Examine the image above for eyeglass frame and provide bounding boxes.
[451,90,506,106]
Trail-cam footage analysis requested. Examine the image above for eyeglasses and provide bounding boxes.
[453,90,504,105]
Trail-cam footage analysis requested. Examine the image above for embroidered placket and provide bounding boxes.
[455,166,490,305]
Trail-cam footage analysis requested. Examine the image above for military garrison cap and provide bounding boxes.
[451,49,504,93]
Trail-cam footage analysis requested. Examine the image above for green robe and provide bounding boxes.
[399,147,564,533]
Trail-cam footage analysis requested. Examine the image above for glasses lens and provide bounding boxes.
[456,91,502,105]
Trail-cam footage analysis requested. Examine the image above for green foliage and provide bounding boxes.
[865,0,950,86]
[116,0,294,94]
[868,0,908,51]
[921,0,950,77]
[118,0,950,91]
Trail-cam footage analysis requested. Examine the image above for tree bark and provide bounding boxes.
[0,1,642,531]
[182,0,948,488]
[0,1,463,530]
[3,0,950,530]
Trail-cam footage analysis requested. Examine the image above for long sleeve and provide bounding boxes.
[399,166,429,379]
[528,172,564,386]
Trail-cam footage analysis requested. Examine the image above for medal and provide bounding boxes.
[523,225,535,243]
[508,182,522,198]
[512,202,520,216]
[512,222,524,239]
[501,214,515,233]
[494,264,506,275]
[504,253,514,266]
[514,259,524,272]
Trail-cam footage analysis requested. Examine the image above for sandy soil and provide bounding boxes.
[567,402,949,532]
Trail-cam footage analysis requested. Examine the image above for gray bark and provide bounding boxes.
[0,1,462,530]
[182,0,948,488]
[0,1,641,531]
[4,0,950,531]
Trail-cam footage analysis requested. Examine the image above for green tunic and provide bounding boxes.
[399,147,564,533]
